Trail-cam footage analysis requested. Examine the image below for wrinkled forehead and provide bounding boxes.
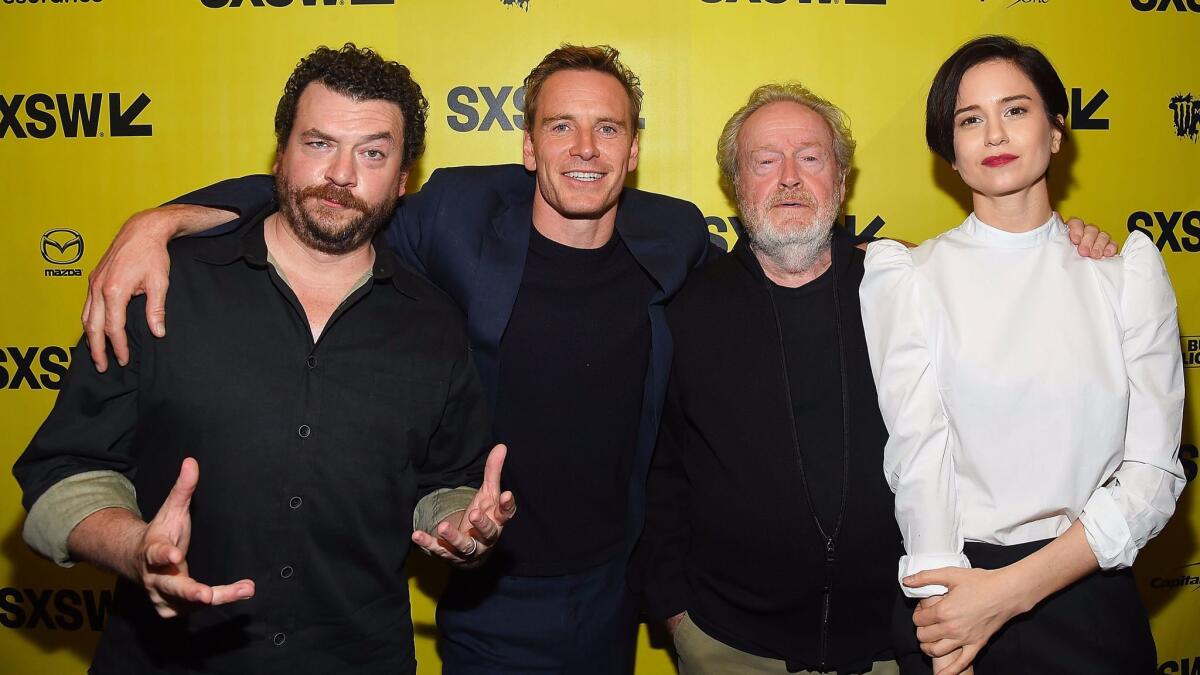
[739,101,833,156]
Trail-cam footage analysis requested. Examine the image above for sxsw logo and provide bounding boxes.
[705,213,884,252]
[1,0,102,4]
[700,0,886,5]
[1159,655,1200,675]
[0,587,110,631]
[447,85,647,132]
[0,93,151,139]
[201,0,394,6]
[1132,0,1200,11]
[0,347,71,390]
[1071,88,1109,130]
[1128,211,1200,252]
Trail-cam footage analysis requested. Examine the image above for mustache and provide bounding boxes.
[294,183,370,213]
[767,189,816,208]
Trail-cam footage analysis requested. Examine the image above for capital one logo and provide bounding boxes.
[0,93,151,139]
[1131,0,1200,10]
[41,228,84,265]
[447,85,647,132]
[201,0,394,6]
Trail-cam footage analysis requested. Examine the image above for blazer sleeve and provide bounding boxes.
[1079,231,1186,569]
[860,240,970,598]
[166,174,275,237]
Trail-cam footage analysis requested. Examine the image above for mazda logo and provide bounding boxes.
[40,228,84,266]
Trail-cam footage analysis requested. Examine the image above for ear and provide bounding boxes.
[396,171,409,199]
[1050,115,1065,154]
[627,132,640,172]
[838,173,847,205]
[522,130,536,171]
[272,150,282,175]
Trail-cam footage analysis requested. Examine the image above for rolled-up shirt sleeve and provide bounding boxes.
[860,240,970,598]
[1080,232,1186,569]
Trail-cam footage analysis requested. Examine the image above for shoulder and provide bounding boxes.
[420,164,534,200]
[668,250,748,319]
[619,186,709,258]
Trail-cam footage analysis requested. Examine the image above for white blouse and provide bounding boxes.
[860,213,1186,598]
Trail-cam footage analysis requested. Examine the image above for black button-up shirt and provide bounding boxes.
[14,205,491,675]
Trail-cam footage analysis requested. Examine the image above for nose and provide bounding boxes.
[984,117,1008,148]
[324,148,358,188]
[778,157,802,189]
[571,129,599,161]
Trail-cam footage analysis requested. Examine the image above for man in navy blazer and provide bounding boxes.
[77,45,712,674]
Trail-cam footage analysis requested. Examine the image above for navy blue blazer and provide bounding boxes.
[174,164,713,567]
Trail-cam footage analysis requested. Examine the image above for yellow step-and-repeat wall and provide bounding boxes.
[0,1,1197,672]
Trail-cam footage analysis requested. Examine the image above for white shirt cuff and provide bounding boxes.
[1080,488,1135,570]
[898,553,972,598]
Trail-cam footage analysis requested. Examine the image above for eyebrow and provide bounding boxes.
[298,128,395,144]
[540,113,628,130]
[953,94,1033,117]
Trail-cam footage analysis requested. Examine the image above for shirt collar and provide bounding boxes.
[191,200,417,299]
[961,211,1063,248]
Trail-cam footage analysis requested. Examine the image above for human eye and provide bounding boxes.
[306,140,330,149]
[1004,105,1028,117]
[362,148,387,160]
[957,115,981,128]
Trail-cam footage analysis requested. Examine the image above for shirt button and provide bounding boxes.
[289,496,303,509]
[273,632,286,646]
[305,356,316,369]
[280,565,294,579]
[298,424,311,438]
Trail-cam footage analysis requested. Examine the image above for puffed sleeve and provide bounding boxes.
[859,240,969,598]
[1079,231,1186,569]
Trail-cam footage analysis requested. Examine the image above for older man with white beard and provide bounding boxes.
[638,82,904,675]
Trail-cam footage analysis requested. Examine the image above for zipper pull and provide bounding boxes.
[825,537,836,564]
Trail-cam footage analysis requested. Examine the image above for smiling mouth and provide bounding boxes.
[564,171,604,182]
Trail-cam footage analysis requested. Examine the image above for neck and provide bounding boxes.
[530,188,617,249]
[754,244,832,288]
[972,178,1054,233]
[263,213,375,286]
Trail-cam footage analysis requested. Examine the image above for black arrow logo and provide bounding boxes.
[109,93,152,137]
[1071,88,1109,130]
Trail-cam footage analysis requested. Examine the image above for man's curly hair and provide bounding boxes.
[274,43,428,170]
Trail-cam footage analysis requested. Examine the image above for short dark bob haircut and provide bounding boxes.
[926,35,1068,165]
[274,43,429,170]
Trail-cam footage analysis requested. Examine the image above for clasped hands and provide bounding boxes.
[903,566,1033,675]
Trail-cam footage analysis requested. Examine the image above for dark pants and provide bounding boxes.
[436,556,639,674]
[893,539,1156,675]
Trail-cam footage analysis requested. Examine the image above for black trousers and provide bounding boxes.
[893,539,1156,675]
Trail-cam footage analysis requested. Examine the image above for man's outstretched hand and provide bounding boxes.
[412,444,516,569]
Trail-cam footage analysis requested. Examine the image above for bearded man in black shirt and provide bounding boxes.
[14,45,514,675]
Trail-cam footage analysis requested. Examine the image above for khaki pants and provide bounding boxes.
[673,612,900,675]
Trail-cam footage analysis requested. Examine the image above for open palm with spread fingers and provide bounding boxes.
[412,444,516,569]
[137,458,255,617]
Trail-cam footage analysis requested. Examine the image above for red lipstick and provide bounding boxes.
[982,154,1018,167]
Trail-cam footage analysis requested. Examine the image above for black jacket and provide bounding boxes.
[638,227,902,674]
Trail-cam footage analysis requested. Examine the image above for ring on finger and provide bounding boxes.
[462,536,480,558]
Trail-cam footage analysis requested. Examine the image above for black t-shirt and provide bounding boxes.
[770,268,845,530]
[490,225,657,576]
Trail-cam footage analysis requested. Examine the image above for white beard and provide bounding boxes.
[741,188,841,275]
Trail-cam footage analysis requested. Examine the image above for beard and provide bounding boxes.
[274,173,395,255]
[739,184,841,275]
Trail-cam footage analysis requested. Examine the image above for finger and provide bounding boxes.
[1104,240,1117,257]
[495,491,516,525]
[436,521,479,558]
[84,292,110,373]
[482,444,507,495]
[1090,232,1112,260]
[411,531,470,564]
[934,645,977,675]
[144,275,169,338]
[152,572,214,606]
[159,458,200,518]
[903,569,957,590]
[1061,213,1080,244]
[467,508,500,544]
[920,638,959,659]
[144,541,186,568]
[209,579,256,605]
[103,285,132,367]
[915,623,950,645]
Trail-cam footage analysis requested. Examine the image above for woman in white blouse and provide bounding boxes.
[860,36,1185,675]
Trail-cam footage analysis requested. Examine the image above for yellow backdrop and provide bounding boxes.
[1,0,1197,672]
